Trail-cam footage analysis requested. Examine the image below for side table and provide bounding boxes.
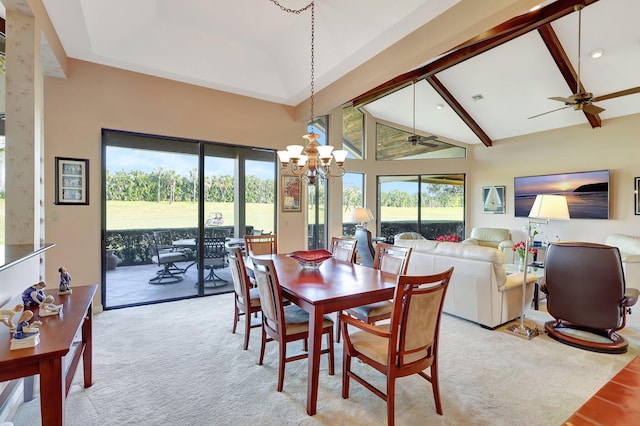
[504,263,545,310]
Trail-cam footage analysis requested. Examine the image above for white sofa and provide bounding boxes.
[462,227,515,264]
[605,234,640,288]
[395,239,537,328]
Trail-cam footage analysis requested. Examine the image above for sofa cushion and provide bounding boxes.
[606,234,640,256]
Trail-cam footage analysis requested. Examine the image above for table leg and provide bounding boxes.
[306,307,324,416]
[39,357,64,426]
[83,303,93,387]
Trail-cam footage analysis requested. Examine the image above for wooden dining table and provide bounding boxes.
[250,254,399,416]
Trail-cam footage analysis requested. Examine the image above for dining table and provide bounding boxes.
[249,253,399,416]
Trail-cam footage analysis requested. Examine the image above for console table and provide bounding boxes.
[0,284,96,426]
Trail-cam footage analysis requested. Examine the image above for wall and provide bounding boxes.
[467,113,640,244]
[43,60,307,307]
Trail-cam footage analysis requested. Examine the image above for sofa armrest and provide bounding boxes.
[498,240,515,250]
[502,272,538,292]
[621,254,640,264]
[461,238,479,245]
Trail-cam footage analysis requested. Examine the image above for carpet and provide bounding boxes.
[11,292,640,425]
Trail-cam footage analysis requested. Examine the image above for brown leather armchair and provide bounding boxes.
[541,242,639,353]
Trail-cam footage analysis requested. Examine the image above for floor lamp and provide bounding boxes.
[506,194,570,339]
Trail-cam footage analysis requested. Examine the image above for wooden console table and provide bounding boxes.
[0,284,96,426]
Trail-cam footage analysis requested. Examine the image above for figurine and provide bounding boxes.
[13,310,41,339]
[0,304,23,332]
[21,281,62,317]
[58,266,72,295]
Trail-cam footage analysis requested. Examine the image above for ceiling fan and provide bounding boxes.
[405,81,442,147]
[529,5,640,119]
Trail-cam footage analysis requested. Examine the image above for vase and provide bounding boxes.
[518,256,526,272]
[106,249,120,270]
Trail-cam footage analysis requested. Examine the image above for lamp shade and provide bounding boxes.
[351,207,374,224]
[528,194,570,220]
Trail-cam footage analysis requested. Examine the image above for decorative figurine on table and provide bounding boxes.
[58,266,72,295]
[0,304,23,332]
[10,310,41,349]
[21,281,62,317]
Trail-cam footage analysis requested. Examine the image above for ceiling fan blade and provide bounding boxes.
[592,87,640,102]
[417,141,438,148]
[527,105,572,119]
[582,103,605,115]
[549,96,572,104]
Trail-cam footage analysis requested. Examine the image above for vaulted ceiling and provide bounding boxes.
[36,0,640,147]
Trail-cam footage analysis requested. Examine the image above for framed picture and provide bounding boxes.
[635,177,640,215]
[482,186,505,214]
[281,175,301,212]
[55,157,89,205]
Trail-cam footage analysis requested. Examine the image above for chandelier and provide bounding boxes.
[272,0,347,185]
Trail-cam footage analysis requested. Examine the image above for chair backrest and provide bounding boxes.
[245,234,278,256]
[211,227,232,238]
[373,243,412,275]
[545,242,626,328]
[151,230,174,253]
[251,256,285,337]
[354,227,375,267]
[202,237,226,267]
[330,237,357,263]
[389,267,453,368]
[469,227,512,247]
[228,247,251,305]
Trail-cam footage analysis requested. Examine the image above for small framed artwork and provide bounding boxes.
[635,177,640,215]
[482,185,505,214]
[282,175,301,212]
[55,157,89,205]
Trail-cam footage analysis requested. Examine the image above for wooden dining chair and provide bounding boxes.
[244,234,278,256]
[341,267,454,426]
[228,247,261,350]
[330,237,358,263]
[251,256,335,392]
[336,243,412,342]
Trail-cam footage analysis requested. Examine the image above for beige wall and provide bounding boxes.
[43,60,308,303]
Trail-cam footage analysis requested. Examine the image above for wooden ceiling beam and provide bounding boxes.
[426,75,492,147]
[537,23,601,128]
[352,0,601,109]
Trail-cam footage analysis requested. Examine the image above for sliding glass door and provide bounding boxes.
[103,130,275,309]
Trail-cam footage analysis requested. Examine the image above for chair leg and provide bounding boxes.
[342,351,351,399]
[277,340,286,392]
[258,326,266,366]
[232,304,239,334]
[327,328,335,375]
[387,376,396,426]
[430,362,443,415]
[243,310,251,350]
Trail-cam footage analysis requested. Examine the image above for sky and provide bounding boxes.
[514,170,609,196]
[106,146,276,179]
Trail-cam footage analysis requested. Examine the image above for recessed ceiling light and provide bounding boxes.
[590,48,604,59]
[472,94,484,101]
[435,104,444,110]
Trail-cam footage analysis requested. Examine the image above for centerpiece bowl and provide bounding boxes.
[288,249,333,270]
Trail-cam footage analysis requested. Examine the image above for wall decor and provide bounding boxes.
[514,169,609,219]
[482,186,505,214]
[281,175,301,212]
[55,157,89,205]
[635,177,640,215]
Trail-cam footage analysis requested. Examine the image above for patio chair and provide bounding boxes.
[201,237,229,287]
[148,232,189,284]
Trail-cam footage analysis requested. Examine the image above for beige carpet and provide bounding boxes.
[11,292,640,426]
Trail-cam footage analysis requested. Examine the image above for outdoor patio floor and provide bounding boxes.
[105,260,234,308]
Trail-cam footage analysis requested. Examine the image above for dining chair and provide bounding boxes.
[336,243,412,342]
[228,247,261,350]
[330,237,358,263]
[341,267,454,426]
[251,256,335,392]
[147,231,189,284]
[244,234,278,256]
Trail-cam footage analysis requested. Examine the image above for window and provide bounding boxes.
[377,174,465,240]
[375,123,466,161]
[342,172,364,236]
[342,106,364,159]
